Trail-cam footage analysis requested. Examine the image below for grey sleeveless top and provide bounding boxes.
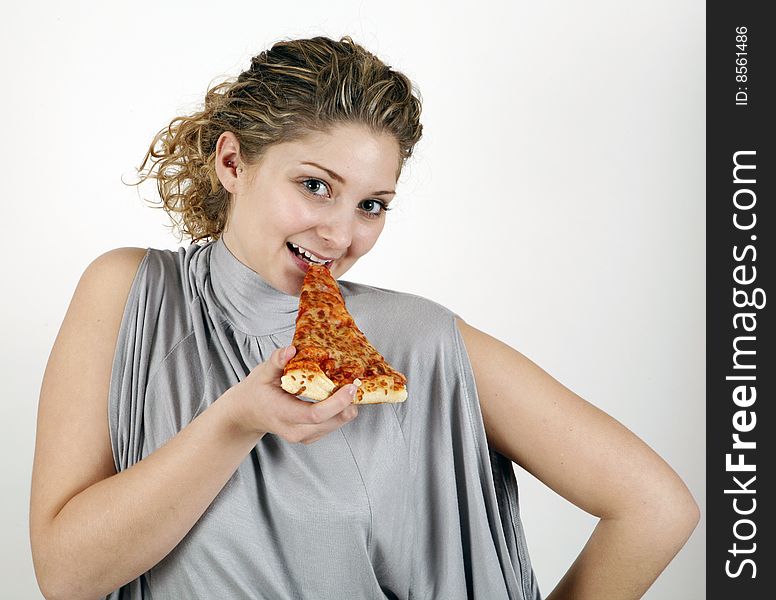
[106,237,541,600]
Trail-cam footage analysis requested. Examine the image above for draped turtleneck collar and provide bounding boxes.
[207,236,300,336]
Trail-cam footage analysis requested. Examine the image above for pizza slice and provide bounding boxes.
[280,264,408,405]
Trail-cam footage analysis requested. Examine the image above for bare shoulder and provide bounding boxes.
[31,247,148,535]
[79,247,149,298]
[53,246,149,379]
[58,247,149,348]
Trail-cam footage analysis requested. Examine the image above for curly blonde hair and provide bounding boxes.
[133,35,424,243]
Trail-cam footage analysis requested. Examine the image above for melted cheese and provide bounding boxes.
[285,266,407,391]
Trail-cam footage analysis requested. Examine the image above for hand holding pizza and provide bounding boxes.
[225,345,359,445]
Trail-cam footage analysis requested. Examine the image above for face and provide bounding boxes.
[217,123,401,296]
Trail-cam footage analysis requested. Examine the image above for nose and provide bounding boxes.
[316,207,354,251]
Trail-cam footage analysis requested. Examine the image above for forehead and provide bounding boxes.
[266,124,401,183]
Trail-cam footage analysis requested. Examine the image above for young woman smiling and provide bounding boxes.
[30,35,698,600]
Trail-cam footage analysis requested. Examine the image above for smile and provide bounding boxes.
[287,242,334,266]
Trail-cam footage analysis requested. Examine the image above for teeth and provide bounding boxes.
[290,243,330,264]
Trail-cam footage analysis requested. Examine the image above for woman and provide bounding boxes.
[30,35,698,599]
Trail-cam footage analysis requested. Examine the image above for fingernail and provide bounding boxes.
[346,384,357,397]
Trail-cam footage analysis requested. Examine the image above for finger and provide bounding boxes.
[312,384,358,423]
[256,345,296,383]
[286,384,357,425]
[276,345,296,367]
[284,401,359,444]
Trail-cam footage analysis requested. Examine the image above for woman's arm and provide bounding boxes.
[29,249,357,600]
[455,318,699,600]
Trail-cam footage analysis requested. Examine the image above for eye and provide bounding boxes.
[300,177,391,218]
[359,199,391,219]
[301,178,330,197]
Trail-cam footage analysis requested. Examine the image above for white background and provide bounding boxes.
[1,0,705,597]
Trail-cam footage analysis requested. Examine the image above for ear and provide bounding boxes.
[214,131,244,194]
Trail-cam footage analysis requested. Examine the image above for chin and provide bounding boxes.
[333,259,356,278]
[286,277,306,296]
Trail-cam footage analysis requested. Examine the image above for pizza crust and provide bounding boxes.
[281,368,407,405]
[354,380,408,404]
[280,367,336,401]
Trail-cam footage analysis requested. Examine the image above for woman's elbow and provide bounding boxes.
[33,567,96,600]
[31,527,88,600]
[31,551,62,600]
[644,472,701,546]
[31,544,63,600]
[671,486,701,540]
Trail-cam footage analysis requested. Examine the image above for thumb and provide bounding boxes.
[257,345,296,382]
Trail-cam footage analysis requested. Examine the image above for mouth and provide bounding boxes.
[286,242,335,269]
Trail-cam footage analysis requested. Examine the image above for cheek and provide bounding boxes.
[267,197,317,234]
[353,222,385,255]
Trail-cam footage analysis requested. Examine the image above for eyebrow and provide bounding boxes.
[300,161,396,196]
